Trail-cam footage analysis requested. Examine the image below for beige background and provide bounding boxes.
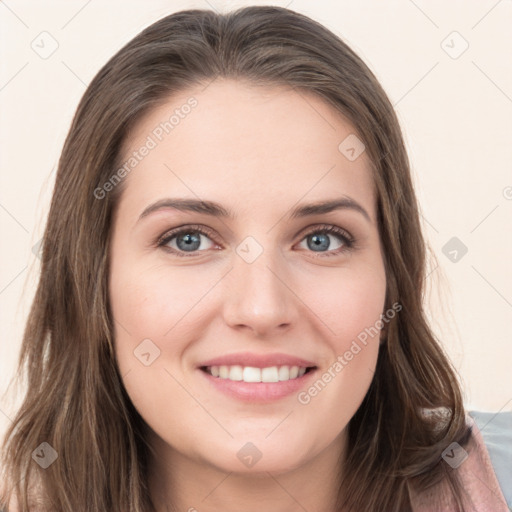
[1,0,511,444]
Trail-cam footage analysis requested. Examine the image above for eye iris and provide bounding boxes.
[176,232,201,251]
[308,233,330,251]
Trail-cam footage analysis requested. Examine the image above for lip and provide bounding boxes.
[197,351,317,369]
[198,365,317,402]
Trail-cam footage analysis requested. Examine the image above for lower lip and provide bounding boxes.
[198,368,317,402]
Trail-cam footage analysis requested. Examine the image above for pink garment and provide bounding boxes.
[411,414,509,511]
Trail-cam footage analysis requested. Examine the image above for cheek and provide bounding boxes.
[109,261,206,449]
[304,264,387,352]
[293,270,384,443]
[109,258,224,415]
[110,260,217,344]
[295,262,385,405]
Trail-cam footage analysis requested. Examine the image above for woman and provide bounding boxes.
[1,6,509,511]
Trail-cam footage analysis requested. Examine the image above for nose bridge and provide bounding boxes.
[222,235,295,334]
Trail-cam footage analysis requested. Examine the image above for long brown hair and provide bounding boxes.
[1,6,471,511]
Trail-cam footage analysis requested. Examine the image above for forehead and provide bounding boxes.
[117,78,375,222]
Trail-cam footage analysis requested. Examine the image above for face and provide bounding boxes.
[109,79,387,476]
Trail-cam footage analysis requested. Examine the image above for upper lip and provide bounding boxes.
[198,352,317,369]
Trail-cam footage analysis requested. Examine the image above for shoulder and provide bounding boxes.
[468,410,512,509]
[411,410,510,511]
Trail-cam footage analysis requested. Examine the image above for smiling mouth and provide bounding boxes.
[200,365,317,383]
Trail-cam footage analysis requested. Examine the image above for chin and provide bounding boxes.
[202,437,311,475]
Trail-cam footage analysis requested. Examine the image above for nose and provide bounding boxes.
[222,244,297,337]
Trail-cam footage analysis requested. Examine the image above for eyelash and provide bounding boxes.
[155,223,355,258]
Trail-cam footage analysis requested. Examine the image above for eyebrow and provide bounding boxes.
[137,196,371,223]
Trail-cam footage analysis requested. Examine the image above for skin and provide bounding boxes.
[109,78,387,512]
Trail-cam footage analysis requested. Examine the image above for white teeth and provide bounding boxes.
[219,365,229,379]
[243,367,261,382]
[205,364,311,382]
[229,365,243,381]
[278,366,290,381]
[261,367,279,383]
